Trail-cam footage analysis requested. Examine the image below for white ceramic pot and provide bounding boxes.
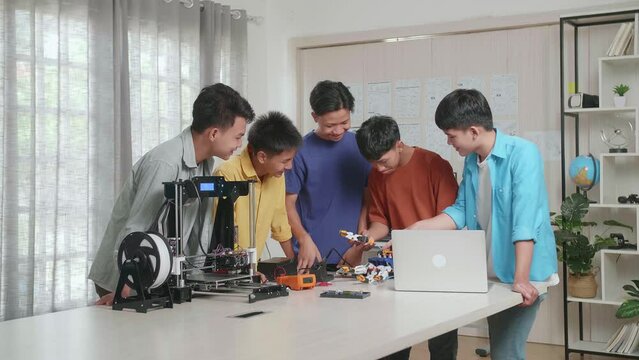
[614,95,627,108]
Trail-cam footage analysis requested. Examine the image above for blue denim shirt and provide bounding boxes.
[443,130,557,283]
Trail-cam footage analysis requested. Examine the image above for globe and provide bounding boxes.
[569,154,600,191]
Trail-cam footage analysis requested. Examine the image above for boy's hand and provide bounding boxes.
[96,284,131,306]
[346,229,375,251]
[297,235,322,273]
[256,271,268,283]
[512,280,539,307]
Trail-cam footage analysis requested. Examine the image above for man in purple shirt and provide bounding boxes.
[285,80,371,270]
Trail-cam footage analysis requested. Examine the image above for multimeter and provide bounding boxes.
[276,274,316,290]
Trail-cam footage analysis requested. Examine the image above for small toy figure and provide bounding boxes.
[353,264,368,275]
[335,262,393,285]
[339,229,375,246]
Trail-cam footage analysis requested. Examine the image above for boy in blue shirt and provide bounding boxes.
[285,80,371,270]
[409,89,558,360]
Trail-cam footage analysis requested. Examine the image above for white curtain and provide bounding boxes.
[200,1,248,96]
[0,0,249,320]
[0,0,115,320]
[123,0,248,164]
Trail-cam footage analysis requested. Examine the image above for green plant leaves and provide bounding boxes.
[593,235,619,252]
[616,281,639,319]
[552,193,634,276]
[613,83,630,96]
[603,220,634,232]
[561,193,589,222]
[564,233,595,275]
[616,299,639,319]
[623,284,639,298]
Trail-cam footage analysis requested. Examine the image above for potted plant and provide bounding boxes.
[552,193,633,298]
[617,280,639,320]
[613,83,630,108]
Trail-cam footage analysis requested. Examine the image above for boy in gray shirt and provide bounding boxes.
[88,83,255,305]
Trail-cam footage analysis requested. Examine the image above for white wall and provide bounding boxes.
[225,0,637,123]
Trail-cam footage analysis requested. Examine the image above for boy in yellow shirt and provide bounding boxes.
[213,111,301,259]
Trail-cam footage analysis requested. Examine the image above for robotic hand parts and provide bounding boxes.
[339,230,374,246]
[337,263,393,285]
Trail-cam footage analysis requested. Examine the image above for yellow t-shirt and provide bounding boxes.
[213,147,292,258]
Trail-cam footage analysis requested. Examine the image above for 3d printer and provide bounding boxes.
[111,176,288,313]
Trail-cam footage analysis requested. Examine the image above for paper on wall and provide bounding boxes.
[398,123,425,148]
[426,77,452,117]
[425,119,451,161]
[367,82,392,117]
[494,120,519,136]
[457,76,485,93]
[490,74,518,116]
[346,83,364,127]
[522,130,561,162]
[394,79,421,119]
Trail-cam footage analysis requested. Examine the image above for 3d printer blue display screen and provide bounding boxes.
[199,183,215,191]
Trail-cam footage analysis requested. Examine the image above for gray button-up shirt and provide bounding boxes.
[88,127,214,291]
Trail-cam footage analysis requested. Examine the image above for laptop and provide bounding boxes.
[392,230,488,293]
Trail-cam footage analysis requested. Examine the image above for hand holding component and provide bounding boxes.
[297,234,322,273]
[339,229,374,246]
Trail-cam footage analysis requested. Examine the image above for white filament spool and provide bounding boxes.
[146,233,172,289]
[118,232,172,290]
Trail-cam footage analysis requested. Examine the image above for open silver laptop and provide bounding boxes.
[392,230,488,293]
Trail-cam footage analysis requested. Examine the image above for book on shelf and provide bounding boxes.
[622,323,638,353]
[626,33,635,55]
[607,323,628,352]
[607,23,627,56]
[628,323,639,354]
[607,22,635,57]
[605,321,639,354]
[606,323,626,351]
[618,23,635,56]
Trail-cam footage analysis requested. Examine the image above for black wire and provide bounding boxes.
[323,247,353,268]
[184,179,210,256]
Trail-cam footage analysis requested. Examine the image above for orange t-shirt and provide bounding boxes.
[368,147,458,229]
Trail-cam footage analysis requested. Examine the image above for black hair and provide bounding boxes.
[191,83,255,133]
[355,115,400,161]
[434,89,493,131]
[248,111,302,155]
[309,80,355,116]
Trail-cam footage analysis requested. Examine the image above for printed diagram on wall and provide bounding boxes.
[426,77,452,117]
[398,123,426,149]
[490,74,518,116]
[426,119,451,161]
[457,76,485,93]
[523,130,561,162]
[367,82,391,117]
[346,83,364,127]
[394,79,421,119]
[494,120,519,136]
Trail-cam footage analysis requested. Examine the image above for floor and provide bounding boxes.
[410,336,623,359]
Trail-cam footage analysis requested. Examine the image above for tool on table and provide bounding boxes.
[276,274,317,290]
[320,290,370,299]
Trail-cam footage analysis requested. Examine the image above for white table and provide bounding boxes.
[0,279,546,360]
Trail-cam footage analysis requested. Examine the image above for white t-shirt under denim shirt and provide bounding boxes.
[476,153,559,286]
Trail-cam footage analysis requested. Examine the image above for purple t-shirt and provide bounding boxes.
[285,131,371,264]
